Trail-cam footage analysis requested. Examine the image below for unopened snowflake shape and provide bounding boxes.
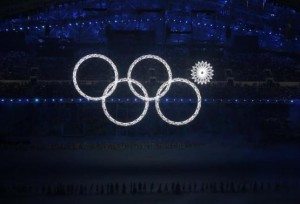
[191,61,214,85]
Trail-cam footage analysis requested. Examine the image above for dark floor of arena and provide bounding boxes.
[1,143,300,204]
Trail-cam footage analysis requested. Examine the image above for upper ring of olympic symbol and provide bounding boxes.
[72,54,211,126]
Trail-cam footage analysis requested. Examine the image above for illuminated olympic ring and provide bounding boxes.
[102,78,149,126]
[72,54,202,126]
[155,78,201,126]
[73,54,119,101]
[127,55,172,101]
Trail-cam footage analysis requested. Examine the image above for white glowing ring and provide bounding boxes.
[102,78,149,126]
[127,55,172,101]
[73,54,119,101]
[155,78,201,126]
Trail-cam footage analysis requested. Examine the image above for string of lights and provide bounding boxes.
[1,19,294,40]
[0,98,298,104]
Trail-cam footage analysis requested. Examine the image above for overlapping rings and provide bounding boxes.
[73,54,201,126]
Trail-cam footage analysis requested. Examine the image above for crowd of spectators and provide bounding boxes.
[227,53,300,81]
[0,98,298,141]
[0,81,299,99]
[0,51,33,80]
[0,49,299,99]
[0,50,299,81]
[0,49,299,142]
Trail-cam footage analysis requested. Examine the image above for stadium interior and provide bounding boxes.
[0,0,299,203]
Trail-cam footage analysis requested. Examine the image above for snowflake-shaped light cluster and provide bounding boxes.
[191,61,214,85]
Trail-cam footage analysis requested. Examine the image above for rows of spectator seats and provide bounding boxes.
[0,51,32,80]
[0,50,299,82]
[0,82,299,98]
[227,53,300,82]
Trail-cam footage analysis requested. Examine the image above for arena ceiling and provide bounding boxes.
[0,0,299,20]
[0,0,299,53]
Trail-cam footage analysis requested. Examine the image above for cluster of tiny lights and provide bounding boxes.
[191,61,214,85]
[72,54,209,126]
[0,98,298,105]
[1,20,295,41]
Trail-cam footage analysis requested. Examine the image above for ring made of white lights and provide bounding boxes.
[72,54,119,101]
[127,55,172,101]
[155,78,201,126]
[102,78,149,126]
[73,54,211,126]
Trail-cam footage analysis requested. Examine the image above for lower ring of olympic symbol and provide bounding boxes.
[102,78,149,127]
[72,54,212,126]
[155,78,201,126]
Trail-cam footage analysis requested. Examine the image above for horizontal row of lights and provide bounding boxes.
[0,98,298,104]
[1,19,293,39]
